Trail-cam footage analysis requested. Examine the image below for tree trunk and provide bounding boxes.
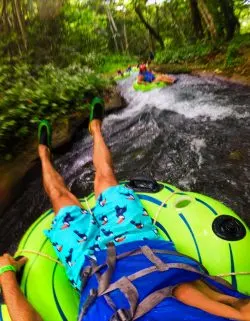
[123,19,129,53]
[0,0,11,33]
[106,6,119,52]
[189,0,204,39]
[0,0,7,22]
[12,0,27,50]
[218,0,239,40]
[106,4,124,52]
[134,4,164,49]
[148,30,155,53]
[155,1,159,34]
[197,0,217,42]
[0,0,6,31]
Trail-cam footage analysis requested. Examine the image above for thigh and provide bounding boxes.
[93,185,161,248]
[49,186,82,215]
[44,205,99,289]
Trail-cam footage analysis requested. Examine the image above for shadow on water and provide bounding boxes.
[1,74,250,254]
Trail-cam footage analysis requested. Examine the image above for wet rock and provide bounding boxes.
[192,71,250,87]
[105,88,124,111]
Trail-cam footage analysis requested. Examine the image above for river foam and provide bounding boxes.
[117,74,250,121]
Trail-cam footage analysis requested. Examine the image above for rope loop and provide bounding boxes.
[85,197,94,216]
[15,249,63,266]
[153,191,179,225]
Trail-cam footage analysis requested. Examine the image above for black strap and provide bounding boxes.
[89,243,118,315]
[78,288,97,321]
[133,286,175,320]
[112,277,139,315]
[82,246,208,280]
[80,266,92,291]
[98,242,117,294]
[110,309,133,321]
[140,245,166,271]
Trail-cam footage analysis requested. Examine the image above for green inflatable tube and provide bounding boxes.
[131,67,138,72]
[1,180,249,320]
[133,81,167,92]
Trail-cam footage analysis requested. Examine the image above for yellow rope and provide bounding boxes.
[215,271,250,277]
[153,191,178,225]
[85,197,93,216]
[15,249,63,266]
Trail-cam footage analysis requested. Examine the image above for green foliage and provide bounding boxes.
[155,43,214,64]
[155,33,250,72]
[63,4,108,54]
[224,34,250,67]
[98,54,137,74]
[224,43,241,67]
[235,0,250,34]
[0,62,111,155]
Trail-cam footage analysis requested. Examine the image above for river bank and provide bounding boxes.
[153,45,250,87]
[0,89,124,215]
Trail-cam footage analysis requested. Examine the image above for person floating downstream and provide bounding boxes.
[137,63,175,85]
[126,65,132,72]
[1,97,250,321]
[116,69,124,77]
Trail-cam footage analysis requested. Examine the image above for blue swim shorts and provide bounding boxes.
[45,185,161,290]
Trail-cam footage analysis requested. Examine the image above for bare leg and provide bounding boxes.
[155,75,175,84]
[89,120,118,198]
[194,280,238,305]
[38,145,81,214]
[174,280,250,321]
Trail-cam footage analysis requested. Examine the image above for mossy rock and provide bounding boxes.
[229,150,244,161]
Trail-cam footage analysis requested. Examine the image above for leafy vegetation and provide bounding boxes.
[0,62,111,157]
[155,43,214,64]
[156,33,250,70]
[224,34,250,67]
[98,54,137,74]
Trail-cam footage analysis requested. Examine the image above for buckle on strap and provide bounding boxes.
[78,288,97,321]
[111,309,133,321]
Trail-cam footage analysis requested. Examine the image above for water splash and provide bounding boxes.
[117,74,250,120]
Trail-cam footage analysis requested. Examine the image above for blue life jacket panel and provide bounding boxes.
[139,71,155,83]
[78,240,247,321]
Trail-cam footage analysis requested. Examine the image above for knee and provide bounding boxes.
[48,186,69,201]
[173,283,193,301]
[95,165,115,183]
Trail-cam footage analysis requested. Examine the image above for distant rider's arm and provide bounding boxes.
[137,75,148,85]
[0,254,43,321]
